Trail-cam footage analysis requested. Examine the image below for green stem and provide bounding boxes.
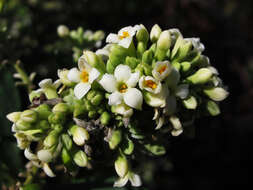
[23,166,38,185]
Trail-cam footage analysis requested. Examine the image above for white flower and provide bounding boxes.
[185,38,205,53]
[139,76,162,94]
[106,25,140,48]
[152,61,172,81]
[67,55,100,99]
[99,64,143,110]
[114,171,142,188]
[39,78,61,90]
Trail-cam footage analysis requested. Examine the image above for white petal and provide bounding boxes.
[119,26,136,37]
[124,88,143,110]
[67,68,81,83]
[114,64,131,82]
[37,149,53,163]
[108,92,123,105]
[169,115,182,130]
[53,79,61,89]
[88,68,100,83]
[152,61,172,81]
[106,33,120,43]
[129,173,142,187]
[113,175,129,187]
[139,76,162,94]
[143,86,168,108]
[175,84,189,99]
[208,66,219,75]
[171,128,183,136]
[126,72,140,88]
[74,82,91,99]
[99,74,117,93]
[43,163,56,177]
[39,79,52,88]
[78,55,92,72]
[113,103,133,118]
[155,116,165,130]
[24,148,37,161]
[118,37,132,48]
[153,108,159,120]
[185,38,205,52]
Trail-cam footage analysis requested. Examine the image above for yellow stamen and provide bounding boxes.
[158,65,167,74]
[80,70,89,83]
[119,31,130,40]
[145,80,157,89]
[119,83,128,93]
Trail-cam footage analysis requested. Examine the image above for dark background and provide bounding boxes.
[0,0,253,189]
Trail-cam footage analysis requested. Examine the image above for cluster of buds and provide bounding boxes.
[7,24,228,187]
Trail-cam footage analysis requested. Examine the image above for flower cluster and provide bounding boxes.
[7,24,228,187]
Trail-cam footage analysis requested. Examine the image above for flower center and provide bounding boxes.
[158,65,167,74]
[145,80,157,89]
[80,70,89,83]
[119,83,128,93]
[119,31,130,40]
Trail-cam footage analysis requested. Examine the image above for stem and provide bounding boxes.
[23,166,38,185]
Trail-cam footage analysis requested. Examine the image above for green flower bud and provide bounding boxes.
[157,30,171,51]
[83,50,106,73]
[88,110,97,118]
[109,129,122,150]
[16,120,32,131]
[122,137,134,155]
[57,69,73,86]
[73,150,88,167]
[86,90,97,100]
[100,111,111,125]
[6,112,21,123]
[144,144,166,156]
[57,25,69,38]
[136,26,149,44]
[52,103,69,114]
[183,96,197,109]
[206,100,221,116]
[203,87,229,102]
[181,61,191,72]
[37,149,53,163]
[137,42,147,58]
[61,133,73,151]
[115,154,128,178]
[91,94,104,106]
[35,104,51,120]
[93,30,105,41]
[61,148,75,171]
[44,130,60,148]
[176,40,192,61]
[20,110,38,123]
[69,125,89,146]
[36,120,51,130]
[171,36,184,60]
[48,112,66,125]
[125,56,141,69]
[142,50,153,65]
[29,90,42,103]
[172,62,181,71]
[187,68,213,84]
[73,103,87,118]
[150,24,162,43]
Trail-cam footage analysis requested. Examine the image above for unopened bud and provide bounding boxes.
[126,56,141,69]
[82,51,106,73]
[35,104,51,120]
[136,25,149,44]
[93,30,105,41]
[206,100,221,116]
[44,130,60,148]
[109,129,122,150]
[69,125,89,146]
[100,111,111,125]
[37,149,53,163]
[16,120,32,131]
[73,150,88,167]
[52,103,69,114]
[115,154,128,178]
[150,24,162,42]
[57,25,69,38]
[183,96,197,109]
[157,30,171,51]
[48,112,66,125]
[181,61,191,72]
[6,112,21,123]
[203,87,229,102]
[57,69,73,86]
[61,133,73,150]
[187,68,213,84]
[142,50,153,65]
[20,110,38,123]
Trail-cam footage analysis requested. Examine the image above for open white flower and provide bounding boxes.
[114,171,142,187]
[152,61,172,81]
[139,76,162,94]
[106,25,140,48]
[67,56,100,99]
[99,64,143,110]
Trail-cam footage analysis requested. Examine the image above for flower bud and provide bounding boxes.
[57,25,69,38]
[176,40,192,61]
[125,56,141,69]
[93,30,105,41]
[44,130,60,148]
[91,93,104,106]
[36,120,50,130]
[20,110,38,123]
[142,50,153,65]
[61,133,73,151]
[109,129,122,150]
[144,144,166,156]
[157,30,171,51]
[187,68,213,84]
[69,125,89,146]
[181,61,191,72]
[6,112,21,123]
[61,148,75,171]
[88,110,97,118]
[48,112,66,125]
[203,87,229,102]
[183,96,197,109]
[37,149,53,163]
[16,120,32,131]
[83,50,106,73]
[100,111,111,125]
[52,103,69,114]
[73,150,88,167]
[57,69,73,86]
[115,154,128,178]
[150,24,162,42]
[136,25,149,44]
[206,100,220,116]
[122,137,134,155]
[35,104,51,120]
